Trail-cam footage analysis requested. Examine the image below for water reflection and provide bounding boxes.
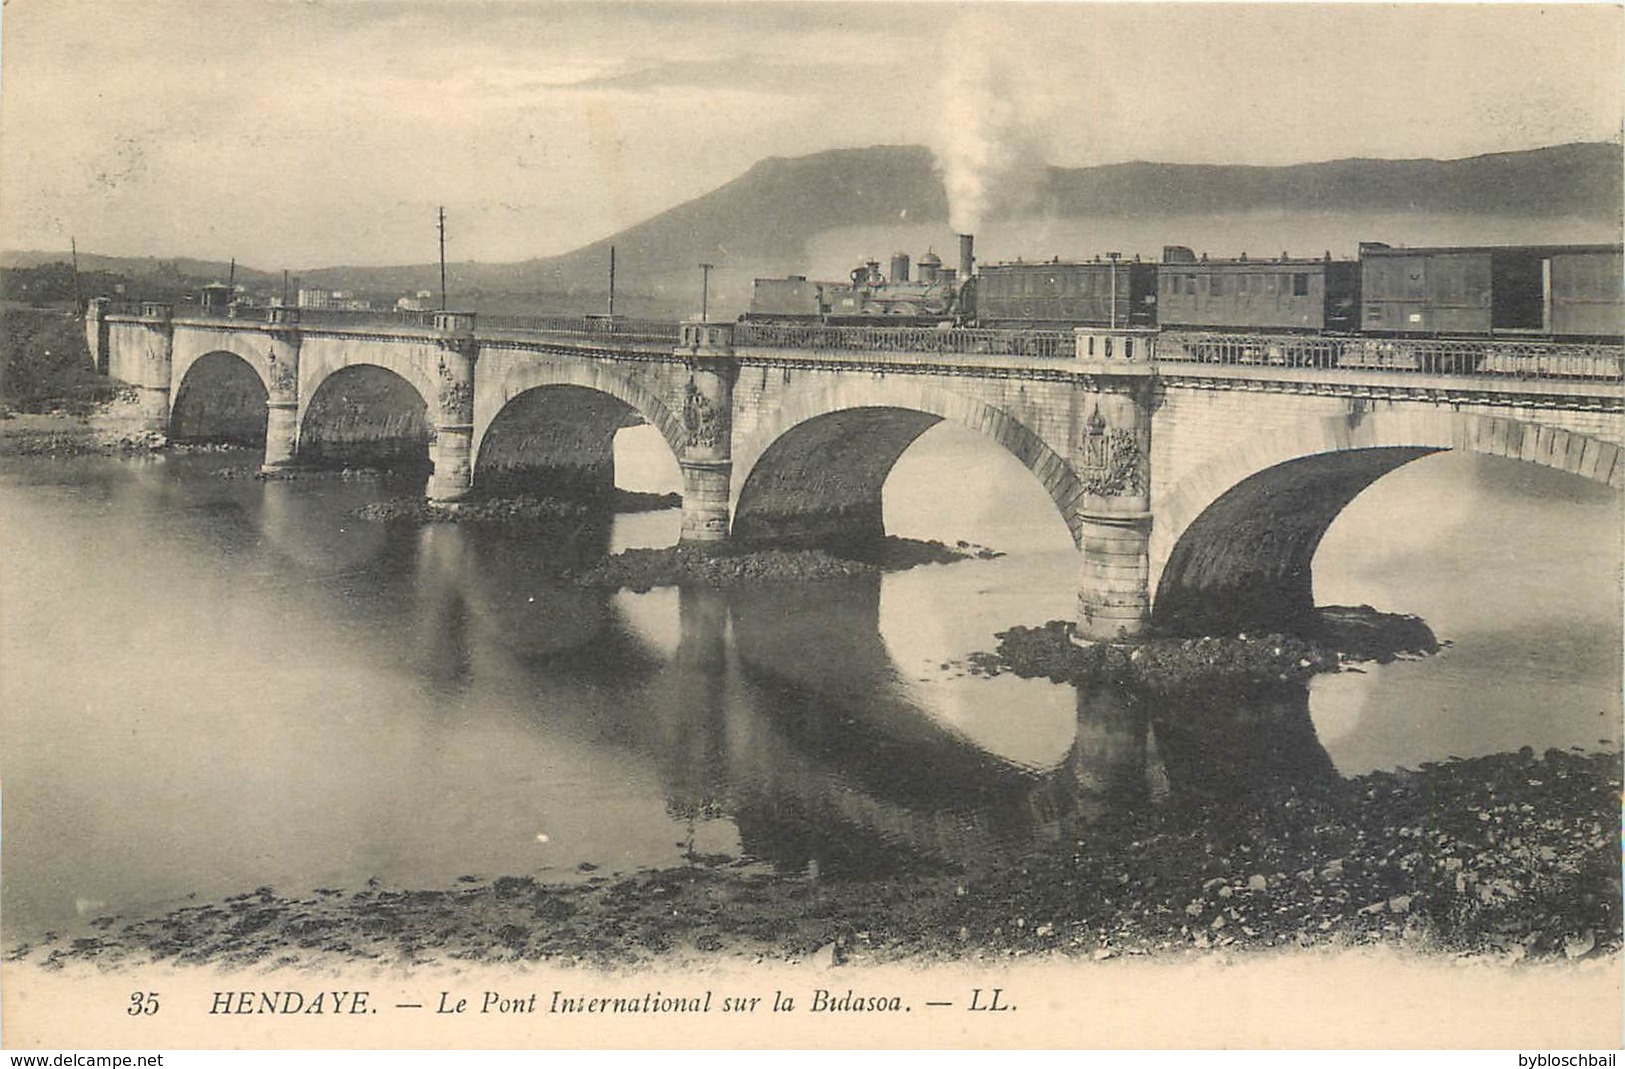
[1149,686,1339,802]
[1,445,1615,935]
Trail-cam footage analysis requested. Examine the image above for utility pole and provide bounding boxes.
[228,257,236,295]
[608,245,616,317]
[70,236,83,318]
[282,269,289,308]
[438,206,448,310]
[699,262,714,321]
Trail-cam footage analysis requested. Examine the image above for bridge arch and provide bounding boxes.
[170,350,268,445]
[299,363,433,470]
[475,359,687,499]
[731,380,1083,549]
[1150,409,1623,635]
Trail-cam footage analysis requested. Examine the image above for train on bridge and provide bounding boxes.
[749,235,1624,343]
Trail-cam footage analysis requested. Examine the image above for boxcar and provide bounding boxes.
[1550,246,1625,338]
[749,276,824,319]
[1157,253,1360,332]
[1359,243,1624,339]
[975,260,1157,328]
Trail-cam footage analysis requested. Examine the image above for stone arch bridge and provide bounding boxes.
[91,301,1623,643]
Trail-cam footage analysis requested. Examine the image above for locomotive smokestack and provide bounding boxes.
[959,234,975,281]
[890,252,911,283]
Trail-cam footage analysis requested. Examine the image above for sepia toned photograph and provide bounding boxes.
[1,0,1621,1053]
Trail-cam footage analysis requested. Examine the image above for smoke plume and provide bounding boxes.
[931,12,1055,235]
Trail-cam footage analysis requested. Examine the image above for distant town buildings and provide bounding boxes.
[395,290,437,311]
[298,287,372,311]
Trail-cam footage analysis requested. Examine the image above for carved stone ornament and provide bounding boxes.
[268,354,297,395]
[436,360,473,417]
[683,378,725,450]
[1080,406,1145,497]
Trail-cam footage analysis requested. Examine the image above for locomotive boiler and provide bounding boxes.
[748,235,977,325]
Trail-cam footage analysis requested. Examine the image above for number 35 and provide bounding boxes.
[127,992,160,1016]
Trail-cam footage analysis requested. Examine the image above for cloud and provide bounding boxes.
[2,2,1618,266]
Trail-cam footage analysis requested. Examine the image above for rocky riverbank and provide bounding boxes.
[963,608,1440,693]
[9,747,1616,972]
[0,409,165,457]
[352,489,683,523]
[566,537,999,591]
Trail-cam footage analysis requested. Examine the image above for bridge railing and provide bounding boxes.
[1157,331,1625,382]
[478,313,681,342]
[290,307,438,329]
[735,321,1077,359]
[172,304,440,329]
[139,304,1624,382]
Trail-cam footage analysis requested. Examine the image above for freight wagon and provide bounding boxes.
[1359,243,1624,339]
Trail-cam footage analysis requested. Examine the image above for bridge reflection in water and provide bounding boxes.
[334,504,1341,878]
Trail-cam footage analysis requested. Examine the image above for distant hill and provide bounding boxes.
[0,252,277,285]
[1041,143,1625,219]
[9,142,1620,319]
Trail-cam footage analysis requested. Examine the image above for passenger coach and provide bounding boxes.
[1157,247,1361,333]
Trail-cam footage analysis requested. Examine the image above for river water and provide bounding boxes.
[1,426,1619,937]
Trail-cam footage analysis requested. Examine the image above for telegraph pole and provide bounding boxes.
[70,236,83,318]
[438,206,448,310]
[699,262,714,321]
[608,245,616,316]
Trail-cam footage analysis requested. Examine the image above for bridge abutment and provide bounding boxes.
[428,311,478,503]
[84,297,111,376]
[1073,335,1157,644]
[675,322,735,543]
[135,302,174,433]
[261,307,303,472]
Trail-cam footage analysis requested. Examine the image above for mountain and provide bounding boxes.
[10,142,1620,319]
[319,141,1625,317]
[286,144,948,312]
[1040,143,1624,219]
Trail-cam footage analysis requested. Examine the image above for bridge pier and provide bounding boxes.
[428,311,478,504]
[675,321,735,543]
[135,302,174,433]
[1073,331,1158,645]
[261,307,302,472]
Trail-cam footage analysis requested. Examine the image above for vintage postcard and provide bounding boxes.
[1,0,1621,1055]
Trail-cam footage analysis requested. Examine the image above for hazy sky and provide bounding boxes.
[2,1,1619,268]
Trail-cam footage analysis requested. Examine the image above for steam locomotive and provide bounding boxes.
[750,236,975,326]
[748,234,1624,342]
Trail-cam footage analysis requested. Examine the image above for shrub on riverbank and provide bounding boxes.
[0,308,122,415]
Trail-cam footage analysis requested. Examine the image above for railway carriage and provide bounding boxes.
[1157,248,1361,333]
[1359,243,1624,340]
[974,258,1158,328]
